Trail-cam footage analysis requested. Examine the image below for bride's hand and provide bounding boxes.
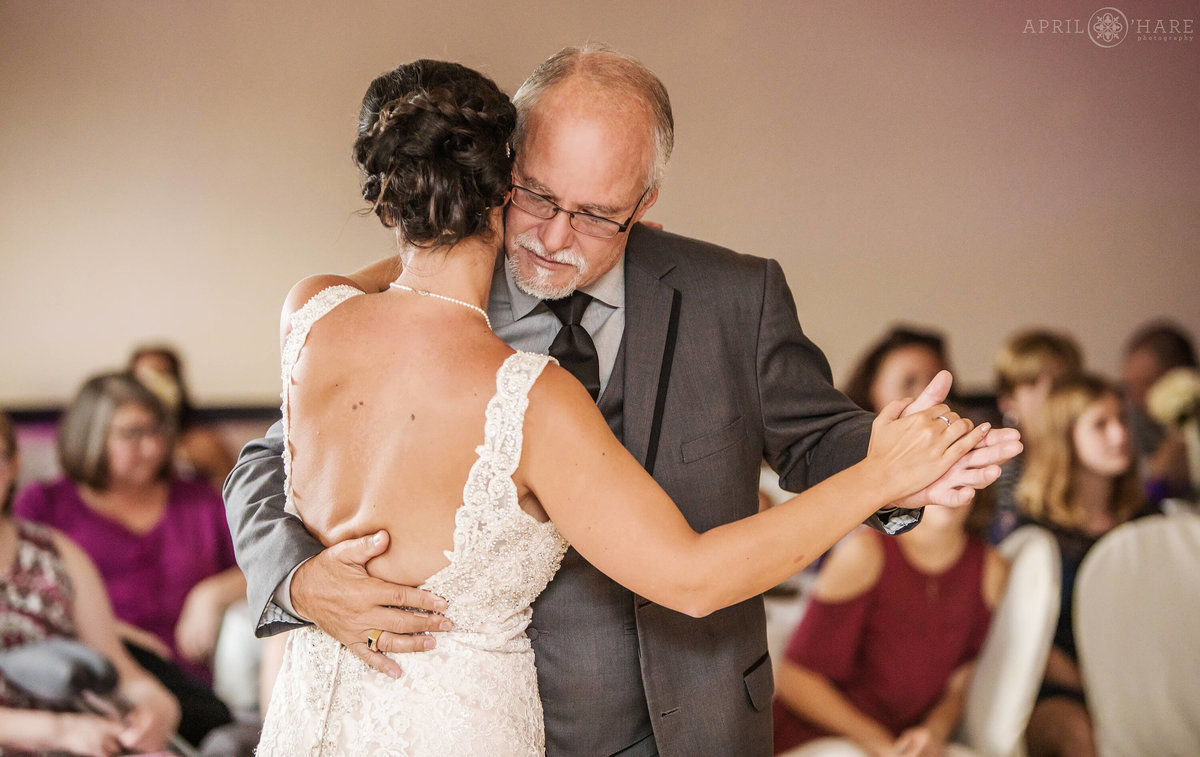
[889,370,1023,508]
[865,400,989,503]
[291,530,452,678]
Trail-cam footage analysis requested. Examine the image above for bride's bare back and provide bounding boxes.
[283,276,540,588]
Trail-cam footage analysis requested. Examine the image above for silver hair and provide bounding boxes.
[57,372,174,490]
[512,44,674,190]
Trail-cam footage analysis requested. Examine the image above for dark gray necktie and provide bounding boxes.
[545,292,600,401]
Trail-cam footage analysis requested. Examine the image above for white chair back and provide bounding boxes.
[1075,512,1200,757]
[958,525,1061,757]
[779,737,980,756]
[778,738,871,757]
[212,598,265,713]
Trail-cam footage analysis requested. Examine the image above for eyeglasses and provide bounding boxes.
[109,423,165,444]
[510,184,649,239]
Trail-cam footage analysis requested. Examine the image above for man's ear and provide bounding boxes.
[633,187,659,222]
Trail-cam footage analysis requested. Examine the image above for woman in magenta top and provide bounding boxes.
[15,372,244,746]
[772,500,1007,756]
[15,476,237,683]
[1,409,180,755]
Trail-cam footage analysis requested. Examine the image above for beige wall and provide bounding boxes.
[1,0,1197,407]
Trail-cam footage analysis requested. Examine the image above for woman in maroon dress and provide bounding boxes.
[772,497,1007,756]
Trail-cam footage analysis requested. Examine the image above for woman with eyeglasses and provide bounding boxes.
[14,372,244,748]
[0,408,181,756]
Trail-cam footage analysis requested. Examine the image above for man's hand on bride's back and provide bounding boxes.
[291,530,452,678]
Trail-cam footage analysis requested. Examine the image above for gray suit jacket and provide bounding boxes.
[225,225,893,756]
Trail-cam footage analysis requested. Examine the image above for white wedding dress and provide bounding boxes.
[257,286,570,756]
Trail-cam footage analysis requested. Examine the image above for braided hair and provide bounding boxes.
[353,60,515,247]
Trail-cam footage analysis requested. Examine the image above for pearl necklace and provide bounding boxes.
[389,282,492,330]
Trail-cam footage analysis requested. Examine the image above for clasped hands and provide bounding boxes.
[291,370,1020,677]
[891,370,1022,509]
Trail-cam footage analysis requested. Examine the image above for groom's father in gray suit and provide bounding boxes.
[226,45,1018,757]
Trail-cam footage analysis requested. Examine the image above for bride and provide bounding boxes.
[255,60,988,755]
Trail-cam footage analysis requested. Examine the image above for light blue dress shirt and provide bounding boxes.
[488,254,626,395]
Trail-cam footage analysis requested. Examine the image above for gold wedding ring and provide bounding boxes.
[937,415,952,427]
[366,628,383,652]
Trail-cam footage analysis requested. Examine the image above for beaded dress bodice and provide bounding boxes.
[417,349,569,635]
[259,285,569,756]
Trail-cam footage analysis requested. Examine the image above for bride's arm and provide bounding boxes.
[520,365,989,618]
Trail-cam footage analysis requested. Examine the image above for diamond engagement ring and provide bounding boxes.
[936,415,952,427]
[366,629,383,652]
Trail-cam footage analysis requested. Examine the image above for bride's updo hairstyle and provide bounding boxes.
[353,60,515,247]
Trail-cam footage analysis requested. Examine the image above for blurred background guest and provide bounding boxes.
[772,324,1008,755]
[843,325,953,413]
[988,329,1085,543]
[771,495,1006,755]
[765,325,955,677]
[0,408,180,756]
[1121,320,1197,504]
[1016,375,1151,757]
[14,372,243,747]
[128,344,237,491]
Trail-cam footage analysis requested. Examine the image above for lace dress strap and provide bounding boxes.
[280,285,363,514]
[473,351,557,480]
[419,350,565,630]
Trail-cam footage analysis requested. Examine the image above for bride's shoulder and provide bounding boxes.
[282,274,365,317]
[279,274,367,345]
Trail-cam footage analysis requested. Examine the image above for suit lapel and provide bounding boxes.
[621,232,679,470]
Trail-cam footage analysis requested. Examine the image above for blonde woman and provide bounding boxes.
[1016,375,1149,757]
[988,329,1084,542]
[127,344,236,490]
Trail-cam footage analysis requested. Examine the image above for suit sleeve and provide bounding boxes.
[755,259,920,534]
[223,419,320,635]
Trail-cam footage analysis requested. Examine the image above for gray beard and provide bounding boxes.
[506,247,583,301]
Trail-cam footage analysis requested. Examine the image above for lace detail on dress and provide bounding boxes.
[280,284,362,516]
[421,351,568,633]
[260,321,569,754]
